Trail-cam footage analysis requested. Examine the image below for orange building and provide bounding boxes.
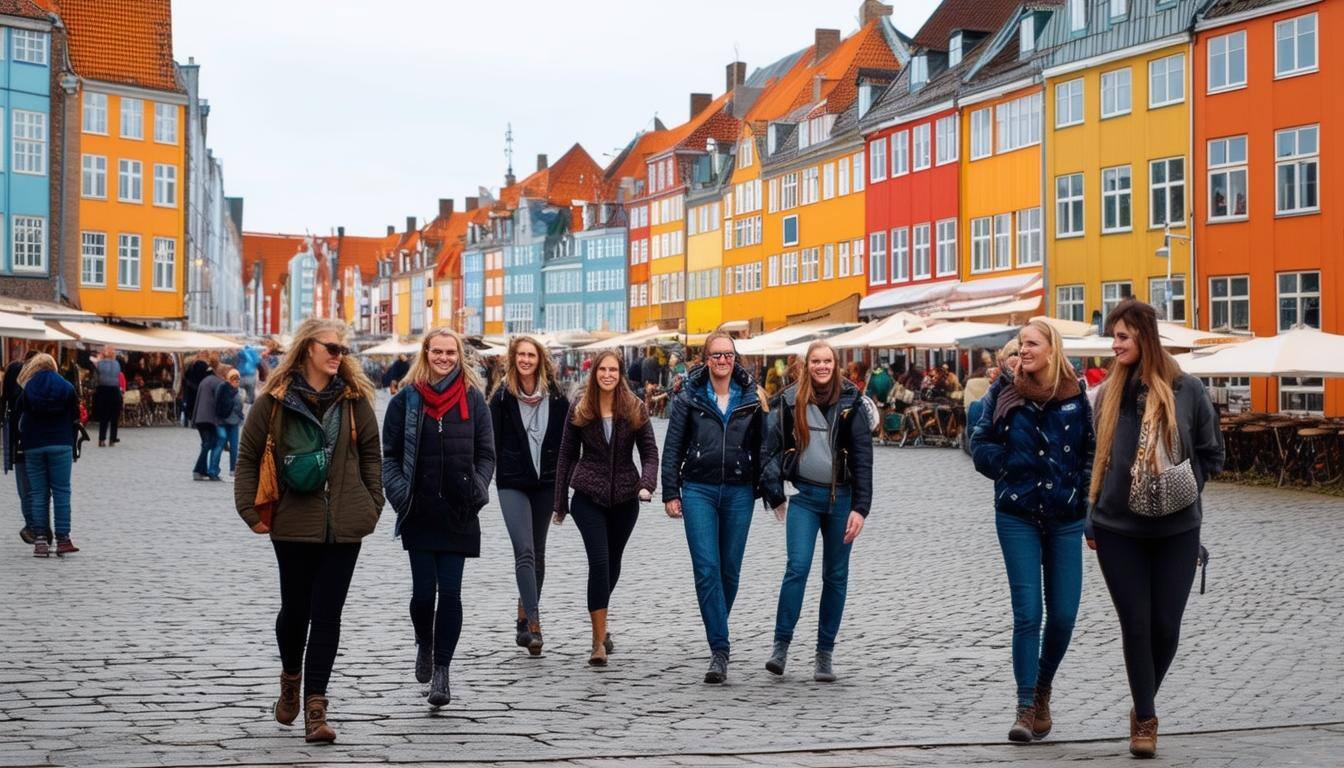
[1194,0,1341,415]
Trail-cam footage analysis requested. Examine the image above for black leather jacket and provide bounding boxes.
[660,363,767,502]
[760,379,874,516]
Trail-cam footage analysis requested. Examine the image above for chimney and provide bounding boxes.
[815,29,841,63]
[690,92,712,120]
[725,61,747,92]
[387,225,396,236]
[337,226,345,238]
[505,171,516,187]
[406,216,417,233]
[438,198,454,218]
[537,153,548,172]
[465,196,479,211]
[860,0,893,27]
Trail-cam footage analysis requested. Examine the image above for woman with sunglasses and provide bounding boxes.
[661,331,768,683]
[383,327,494,709]
[235,319,383,744]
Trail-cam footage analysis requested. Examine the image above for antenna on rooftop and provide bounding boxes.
[504,123,515,179]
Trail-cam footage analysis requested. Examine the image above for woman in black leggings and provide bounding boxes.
[1087,299,1224,759]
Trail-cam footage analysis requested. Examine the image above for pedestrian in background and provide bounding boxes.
[661,331,767,684]
[236,344,262,403]
[760,340,872,683]
[193,364,224,481]
[489,335,567,656]
[382,328,494,709]
[971,321,1093,743]
[213,369,245,477]
[15,354,81,557]
[4,348,38,544]
[92,346,122,448]
[235,318,382,744]
[554,350,658,667]
[183,355,210,428]
[1087,299,1224,759]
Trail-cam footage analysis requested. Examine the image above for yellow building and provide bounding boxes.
[685,169,727,334]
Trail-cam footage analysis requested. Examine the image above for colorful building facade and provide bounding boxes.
[0,8,56,303]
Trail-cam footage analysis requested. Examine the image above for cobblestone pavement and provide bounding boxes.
[1,400,1341,768]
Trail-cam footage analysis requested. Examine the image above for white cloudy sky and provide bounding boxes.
[172,0,940,236]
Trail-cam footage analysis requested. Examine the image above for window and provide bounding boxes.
[1102,165,1133,232]
[781,173,798,209]
[1278,271,1320,330]
[935,115,958,165]
[81,154,107,198]
[1017,207,1042,266]
[869,231,888,284]
[119,159,143,202]
[782,215,798,247]
[910,55,928,88]
[1280,377,1324,415]
[1070,0,1086,32]
[994,214,1012,270]
[870,137,887,182]
[801,248,819,283]
[1101,68,1132,118]
[738,138,753,168]
[913,224,931,279]
[839,241,851,277]
[1057,285,1085,322]
[153,164,177,206]
[1021,15,1036,54]
[913,124,931,170]
[1110,0,1127,18]
[891,130,909,175]
[12,30,48,64]
[970,108,992,159]
[1210,275,1250,331]
[117,234,141,288]
[996,92,1043,152]
[935,218,957,277]
[1208,31,1247,92]
[153,237,176,290]
[1208,136,1248,220]
[853,152,865,191]
[971,217,993,273]
[1147,275,1186,322]
[853,238,864,275]
[823,163,835,199]
[120,97,144,139]
[838,157,850,194]
[824,243,835,279]
[1149,54,1185,108]
[153,103,178,144]
[1275,13,1318,77]
[1102,281,1133,317]
[1276,125,1319,215]
[949,32,964,67]
[802,167,819,205]
[1055,78,1084,128]
[1056,173,1085,236]
[11,216,45,272]
[81,231,106,286]
[12,111,46,175]
[1149,157,1185,228]
[782,252,798,285]
[83,92,107,134]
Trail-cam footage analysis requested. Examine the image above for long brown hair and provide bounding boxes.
[573,349,647,429]
[260,318,375,401]
[794,340,841,449]
[1090,299,1182,502]
[404,326,485,391]
[492,335,556,399]
[18,352,57,386]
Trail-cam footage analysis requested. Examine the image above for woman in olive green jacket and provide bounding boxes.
[234,319,382,745]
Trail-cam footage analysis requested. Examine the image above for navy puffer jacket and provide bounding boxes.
[969,376,1094,522]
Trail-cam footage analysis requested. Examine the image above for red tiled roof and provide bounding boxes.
[823,21,904,113]
[0,0,50,20]
[329,235,385,282]
[242,233,308,290]
[54,0,183,93]
[428,212,473,281]
[912,0,1022,51]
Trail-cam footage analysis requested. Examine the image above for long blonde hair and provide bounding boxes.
[404,326,485,392]
[493,335,556,399]
[794,340,841,449]
[573,349,647,429]
[18,353,57,386]
[1017,320,1071,398]
[1090,299,1182,502]
[260,318,375,401]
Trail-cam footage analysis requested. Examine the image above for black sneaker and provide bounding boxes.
[704,651,729,684]
[765,640,789,676]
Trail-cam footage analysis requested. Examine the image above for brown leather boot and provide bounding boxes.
[304,695,336,743]
[588,609,608,666]
[527,620,543,656]
[1007,703,1037,743]
[1129,709,1158,758]
[274,672,301,725]
[1031,686,1052,739]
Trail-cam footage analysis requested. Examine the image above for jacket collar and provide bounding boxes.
[781,378,858,409]
[687,363,759,411]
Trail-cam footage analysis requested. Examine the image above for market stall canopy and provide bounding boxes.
[361,337,420,356]
[830,312,919,349]
[54,322,192,352]
[140,328,239,351]
[865,321,1018,350]
[734,322,856,356]
[1033,315,1097,337]
[1173,327,1344,377]
[922,295,1042,322]
[1157,322,1245,350]
[858,281,958,317]
[0,311,74,342]
[1061,336,1117,358]
[576,326,680,351]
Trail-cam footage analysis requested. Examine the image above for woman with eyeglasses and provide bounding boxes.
[235,318,383,744]
[661,332,768,683]
[383,327,495,709]
[760,340,873,682]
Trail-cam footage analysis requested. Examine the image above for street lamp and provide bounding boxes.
[1156,226,1191,323]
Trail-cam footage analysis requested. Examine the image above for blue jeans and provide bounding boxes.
[995,512,1085,706]
[193,425,216,476]
[773,483,853,652]
[25,445,73,537]
[681,481,755,653]
[212,424,240,476]
[15,464,33,531]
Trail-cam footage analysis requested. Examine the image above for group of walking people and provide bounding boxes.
[232,297,1221,760]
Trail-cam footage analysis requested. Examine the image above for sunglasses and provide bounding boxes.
[708,351,736,361]
[315,341,350,357]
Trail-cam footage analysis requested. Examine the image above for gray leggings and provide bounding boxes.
[498,487,553,625]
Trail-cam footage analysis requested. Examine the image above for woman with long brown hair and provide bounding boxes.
[553,349,658,666]
[760,340,873,683]
[382,327,494,709]
[1087,299,1224,758]
[235,318,383,744]
[488,335,568,655]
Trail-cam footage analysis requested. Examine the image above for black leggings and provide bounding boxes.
[569,492,639,612]
[1094,526,1200,720]
[407,550,466,666]
[272,540,361,698]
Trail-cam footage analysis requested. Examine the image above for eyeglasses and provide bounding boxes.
[708,352,736,361]
[315,341,350,357]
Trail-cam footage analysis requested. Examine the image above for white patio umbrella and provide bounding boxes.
[1173,327,1344,378]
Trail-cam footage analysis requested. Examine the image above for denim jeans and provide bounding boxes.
[681,481,755,653]
[773,483,853,652]
[995,512,1085,706]
[212,424,240,476]
[193,425,216,476]
[25,445,73,538]
[15,463,33,530]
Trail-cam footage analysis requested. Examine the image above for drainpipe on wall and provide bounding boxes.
[1038,72,1050,318]
[1187,31,1198,330]
[55,17,79,306]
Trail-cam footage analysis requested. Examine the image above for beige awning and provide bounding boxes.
[576,326,680,352]
[735,322,855,356]
[361,337,421,356]
[0,311,75,342]
[53,322,192,352]
[140,328,240,351]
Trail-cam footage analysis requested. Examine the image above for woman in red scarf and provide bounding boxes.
[382,328,494,710]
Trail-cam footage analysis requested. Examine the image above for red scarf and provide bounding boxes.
[416,377,469,421]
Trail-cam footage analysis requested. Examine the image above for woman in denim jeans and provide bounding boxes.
[970,320,1094,743]
[760,340,872,683]
[15,353,80,557]
[213,369,245,476]
[661,331,767,684]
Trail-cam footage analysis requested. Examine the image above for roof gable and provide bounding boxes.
[55,0,183,93]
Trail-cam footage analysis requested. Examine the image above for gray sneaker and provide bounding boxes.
[704,650,729,684]
[765,640,789,676]
[814,650,836,683]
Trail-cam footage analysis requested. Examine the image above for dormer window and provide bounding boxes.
[910,55,929,90]
[738,138,754,168]
[1020,15,1036,53]
[949,32,963,67]
[1109,0,1128,19]
[859,83,876,116]
[1070,0,1086,32]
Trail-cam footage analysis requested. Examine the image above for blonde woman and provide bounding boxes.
[970,321,1093,743]
[488,336,567,655]
[234,318,383,744]
[15,353,80,557]
[1087,299,1224,758]
[382,327,494,709]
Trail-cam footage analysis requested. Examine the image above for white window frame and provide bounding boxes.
[119,159,143,203]
[782,214,799,247]
[853,151,865,192]
[1055,78,1084,128]
[1275,13,1318,79]
[152,237,176,291]
[970,108,992,160]
[83,92,108,135]
[1016,207,1042,266]
[891,130,909,176]
[993,213,1012,270]
[1102,281,1133,317]
[12,110,46,176]
[1101,68,1132,119]
[891,228,909,282]
[996,92,1043,153]
[1275,125,1319,215]
[1101,165,1133,233]
[823,162,835,200]
[870,137,887,183]
[11,30,49,65]
[80,231,106,287]
[823,244,834,280]
[935,114,958,165]
[971,217,992,274]
[1208,135,1249,222]
[1279,377,1324,416]
[153,163,177,207]
[1110,0,1128,19]
[120,97,144,140]
[1148,54,1185,109]
[1020,15,1036,54]
[838,157,850,195]
[869,231,888,285]
[1149,275,1186,322]
[839,241,851,277]
[153,102,178,144]
[117,234,141,289]
[913,123,931,171]
[1057,284,1085,322]
[1208,30,1247,93]
[912,224,931,280]
[1277,271,1320,331]
[81,154,107,199]
[10,216,46,273]
[1149,157,1186,229]
[1056,173,1085,237]
[1070,0,1086,33]
[935,218,958,277]
[1209,275,1250,332]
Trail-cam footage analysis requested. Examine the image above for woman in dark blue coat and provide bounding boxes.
[970,320,1094,744]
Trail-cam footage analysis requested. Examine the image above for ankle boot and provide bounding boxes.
[515,618,531,648]
[303,695,335,743]
[274,671,301,725]
[704,650,729,684]
[813,650,836,683]
[1129,709,1158,758]
[765,639,789,675]
[414,639,433,684]
[588,609,608,666]
[1008,703,1037,743]
[527,621,543,656]
[427,665,451,709]
[1031,686,1052,739]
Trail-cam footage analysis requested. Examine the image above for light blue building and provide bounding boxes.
[0,13,54,297]
[572,203,627,333]
[505,198,558,335]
